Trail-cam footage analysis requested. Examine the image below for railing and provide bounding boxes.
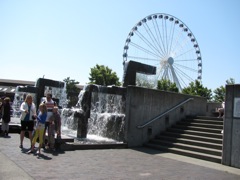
[137,98,194,129]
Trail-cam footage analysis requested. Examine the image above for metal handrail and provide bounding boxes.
[137,98,194,129]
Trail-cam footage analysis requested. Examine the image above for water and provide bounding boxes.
[88,92,125,141]
[61,126,120,144]
[61,107,79,131]
[61,85,126,143]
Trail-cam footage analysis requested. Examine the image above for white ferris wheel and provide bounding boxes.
[123,13,202,91]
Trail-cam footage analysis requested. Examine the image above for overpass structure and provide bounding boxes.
[0,78,83,101]
[0,79,35,100]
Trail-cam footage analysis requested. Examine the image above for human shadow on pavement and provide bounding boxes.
[21,147,32,153]
[21,148,52,160]
[34,153,52,160]
[43,148,65,157]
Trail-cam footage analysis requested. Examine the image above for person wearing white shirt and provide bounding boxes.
[19,94,36,148]
[218,101,225,118]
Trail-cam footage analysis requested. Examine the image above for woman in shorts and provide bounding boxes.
[19,94,37,149]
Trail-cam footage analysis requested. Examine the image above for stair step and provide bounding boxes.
[168,128,223,139]
[195,116,223,121]
[146,116,224,164]
[183,119,223,125]
[161,131,222,144]
[172,125,222,134]
[144,143,221,163]
[149,139,222,156]
[177,122,223,129]
[155,135,222,150]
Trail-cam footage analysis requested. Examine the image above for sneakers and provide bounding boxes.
[27,150,34,154]
[36,150,41,155]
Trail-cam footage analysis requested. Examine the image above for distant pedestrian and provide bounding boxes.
[1,97,11,137]
[28,103,47,155]
[218,101,225,118]
[0,98,3,120]
[19,94,37,149]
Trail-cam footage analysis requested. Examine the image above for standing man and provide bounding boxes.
[19,94,36,148]
[43,93,56,148]
[1,97,11,137]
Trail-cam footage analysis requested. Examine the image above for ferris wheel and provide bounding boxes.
[123,13,202,91]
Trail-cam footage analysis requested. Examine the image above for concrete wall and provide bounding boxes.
[125,86,207,147]
[222,84,240,168]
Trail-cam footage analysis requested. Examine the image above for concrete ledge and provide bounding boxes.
[45,134,74,143]
[61,142,128,151]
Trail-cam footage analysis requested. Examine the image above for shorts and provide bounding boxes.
[21,121,34,131]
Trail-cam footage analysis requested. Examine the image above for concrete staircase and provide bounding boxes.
[144,116,223,163]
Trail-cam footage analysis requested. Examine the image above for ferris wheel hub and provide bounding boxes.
[168,57,174,65]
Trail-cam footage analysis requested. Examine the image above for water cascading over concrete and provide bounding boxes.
[73,84,126,141]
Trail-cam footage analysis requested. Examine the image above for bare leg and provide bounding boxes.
[27,142,35,154]
[31,142,35,151]
[28,131,33,147]
[47,128,51,147]
[20,131,25,147]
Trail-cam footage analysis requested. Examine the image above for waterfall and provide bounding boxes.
[61,84,126,143]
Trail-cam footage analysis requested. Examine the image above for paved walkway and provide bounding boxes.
[0,133,240,180]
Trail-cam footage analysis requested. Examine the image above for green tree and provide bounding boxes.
[63,77,80,107]
[182,80,212,101]
[213,86,225,102]
[89,64,121,86]
[226,78,235,85]
[213,78,235,102]
[157,79,179,92]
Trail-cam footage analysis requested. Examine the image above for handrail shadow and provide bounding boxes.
[137,98,194,129]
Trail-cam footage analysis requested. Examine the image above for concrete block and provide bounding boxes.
[222,117,233,165]
[231,119,240,168]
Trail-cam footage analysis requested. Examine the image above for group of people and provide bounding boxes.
[19,93,61,155]
[0,97,11,137]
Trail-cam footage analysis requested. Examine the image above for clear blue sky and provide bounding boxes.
[0,0,239,91]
